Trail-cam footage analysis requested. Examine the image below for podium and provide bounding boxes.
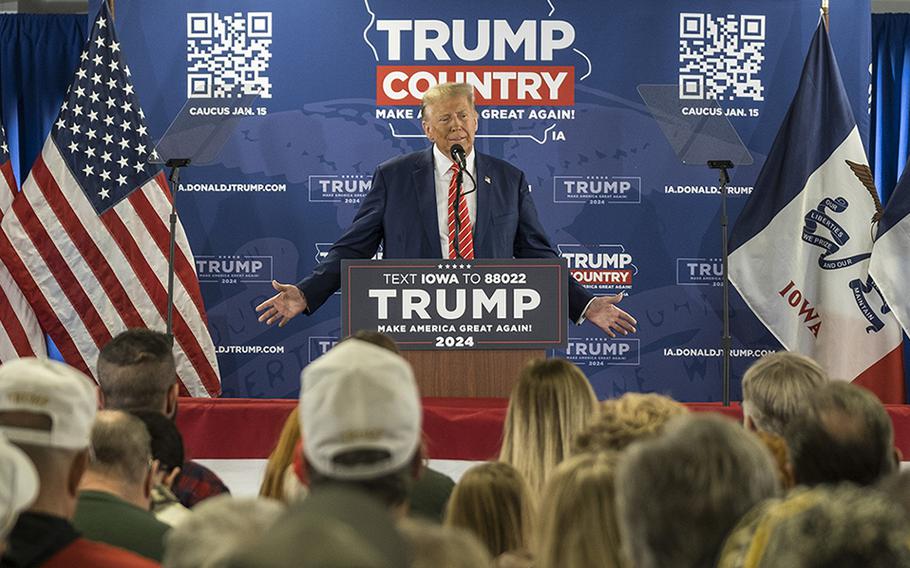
[341,259,569,397]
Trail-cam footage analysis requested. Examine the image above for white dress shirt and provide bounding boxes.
[431,144,595,323]
[433,144,477,257]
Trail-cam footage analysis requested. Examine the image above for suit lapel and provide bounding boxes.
[413,147,442,258]
[474,152,492,256]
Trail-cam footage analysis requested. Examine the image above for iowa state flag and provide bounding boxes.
[871,166,910,340]
[729,21,903,402]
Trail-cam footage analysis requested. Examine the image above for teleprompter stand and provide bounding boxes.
[638,85,754,406]
[150,95,258,336]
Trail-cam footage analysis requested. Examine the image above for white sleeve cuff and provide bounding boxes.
[575,297,597,325]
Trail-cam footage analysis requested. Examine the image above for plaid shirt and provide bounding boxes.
[173,460,230,508]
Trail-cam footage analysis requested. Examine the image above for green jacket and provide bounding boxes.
[73,490,170,562]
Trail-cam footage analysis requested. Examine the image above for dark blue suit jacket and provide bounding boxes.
[298,147,594,321]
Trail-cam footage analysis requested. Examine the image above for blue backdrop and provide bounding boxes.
[17,2,878,400]
[872,13,910,205]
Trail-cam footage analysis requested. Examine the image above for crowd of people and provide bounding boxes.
[1,328,909,567]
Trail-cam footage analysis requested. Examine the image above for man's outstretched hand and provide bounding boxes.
[256,280,308,327]
[585,293,637,338]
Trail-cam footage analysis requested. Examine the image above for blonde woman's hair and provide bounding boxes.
[499,358,597,493]
[536,452,625,568]
[742,351,828,436]
[444,462,534,558]
[573,392,688,454]
[420,82,476,123]
[258,407,300,502]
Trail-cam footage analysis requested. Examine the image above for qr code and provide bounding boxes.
[186,12,273,99]
[679,13,765,102]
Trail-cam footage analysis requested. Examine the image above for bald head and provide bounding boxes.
[88,410,152,487]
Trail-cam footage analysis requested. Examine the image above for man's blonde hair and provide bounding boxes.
[741,351,828,436]
[420,83,476,123]
[499,358,597,494]
[573,392,688,454]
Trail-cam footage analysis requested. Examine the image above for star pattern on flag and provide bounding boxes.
[0,126,9,164]
[52,14,160,214]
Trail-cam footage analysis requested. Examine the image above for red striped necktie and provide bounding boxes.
[447,162,475,260]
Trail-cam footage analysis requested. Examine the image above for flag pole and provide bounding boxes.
[822,0,829,29]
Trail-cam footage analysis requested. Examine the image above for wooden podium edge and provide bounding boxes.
[401,349,544,398]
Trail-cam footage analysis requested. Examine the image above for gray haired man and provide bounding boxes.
[617,414,779,568]
[741,351,828,436]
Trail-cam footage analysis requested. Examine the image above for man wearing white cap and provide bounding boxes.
[0,358,157,568]
[301,338,423,517]
[227,339,416,567]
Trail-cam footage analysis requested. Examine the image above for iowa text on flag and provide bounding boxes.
[870,166,910,340]
[0,124,46,361]
[0,4,220,396]
[729,21,903,402]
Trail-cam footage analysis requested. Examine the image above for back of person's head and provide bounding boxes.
[97,328,177,414]
[88,410,153,491]
[399,518,492,568]
[224,486,409,568]
[617,414,779,568]
[535,452,624,568]
[445,462,533,558]
[130,409,185,476]
[259,407,301,502]
[0,358,97,518]
[785,381,896,487]
[163,495,283,568]
[741,351,828,436]
[300,339,422,511]
[573,392,688,453]
[499,358,597,493]
[717,485,910,568]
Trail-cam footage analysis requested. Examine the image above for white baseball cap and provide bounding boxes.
[0,358,98,450]
[300,339,421,481]
[0,433,38,535]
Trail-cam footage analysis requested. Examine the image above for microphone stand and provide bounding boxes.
[708,159,733,407]
[165,157,191,337]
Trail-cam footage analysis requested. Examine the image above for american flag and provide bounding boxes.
[0,3,220,396]
[0,124,46,361]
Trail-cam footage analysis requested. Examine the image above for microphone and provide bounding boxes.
[450,144,467,169]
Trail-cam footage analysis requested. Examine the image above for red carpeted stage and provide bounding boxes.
[176,398,910,461]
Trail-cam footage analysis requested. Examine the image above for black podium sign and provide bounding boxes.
[341,259,568,350]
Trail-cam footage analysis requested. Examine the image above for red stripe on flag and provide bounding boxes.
[11,193,112,352]
[0,284,37,357]
[32,155,145,329]
[0,223,91,375]
[853,344,905,404]
[1,162,17,198]
[99,207,220,396]
[135,175,208,321]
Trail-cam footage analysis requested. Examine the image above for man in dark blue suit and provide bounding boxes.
[257,83,635,337]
